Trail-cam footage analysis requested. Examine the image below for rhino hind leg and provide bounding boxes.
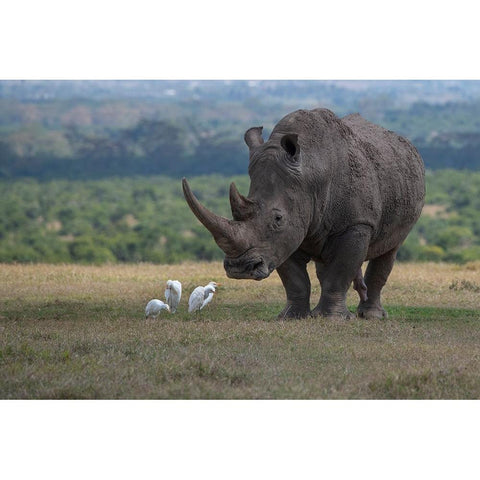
[357,248,398,319]
[353,267,368,302]
[275,250,311,319]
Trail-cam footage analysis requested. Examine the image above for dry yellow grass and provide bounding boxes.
[1,261,480,399]
[421,203,452,219]
[2,260,478,308]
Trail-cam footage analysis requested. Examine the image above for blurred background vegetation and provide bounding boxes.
[1,80,480,264]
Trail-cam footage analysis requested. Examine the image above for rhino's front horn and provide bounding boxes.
[244,126,264,150]
[182,178,247,256]
[229,182,256,221]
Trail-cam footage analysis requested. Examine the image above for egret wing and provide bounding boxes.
[172,281,182,299]
[200,292,214,310]
[189,287,204,312]
[171,281,182,312]
[146,299,162,317]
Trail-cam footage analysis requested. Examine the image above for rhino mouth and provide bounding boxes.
[224,251,273,280]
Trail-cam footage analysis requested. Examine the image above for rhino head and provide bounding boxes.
[183,121,328,280]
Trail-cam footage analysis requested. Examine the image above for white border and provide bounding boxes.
[2,400,479,479]
[2,0,479,79]
[1,1,478,478]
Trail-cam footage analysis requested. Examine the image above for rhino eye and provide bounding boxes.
[271,211,285,232]
[272,212,284,228]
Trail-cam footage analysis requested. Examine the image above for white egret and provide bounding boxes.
[165,279,182,313]
[188,281,220,313]
[145,299,170,319]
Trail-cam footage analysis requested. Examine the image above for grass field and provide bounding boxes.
[1,261,480,399]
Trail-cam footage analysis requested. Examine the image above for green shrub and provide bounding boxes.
[418,245,446,262]
[1,170,480,264]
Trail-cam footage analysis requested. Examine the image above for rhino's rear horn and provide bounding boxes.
[244,126,264,150]
[229,182,256,221]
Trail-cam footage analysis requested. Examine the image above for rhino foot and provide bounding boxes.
[357,304,388,319]
[277,304,311,320]
[311,306,354,320]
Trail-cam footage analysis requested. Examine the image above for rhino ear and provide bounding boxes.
[280,133,300,160]
[244,126,264,150]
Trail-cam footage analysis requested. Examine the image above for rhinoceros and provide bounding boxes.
[182,108,425,319]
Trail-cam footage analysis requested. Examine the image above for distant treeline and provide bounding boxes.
[2,91,480,180]
[0,118,249,179]
[1,171,479,265]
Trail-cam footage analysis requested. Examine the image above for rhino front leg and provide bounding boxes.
[357,247,398,319]
[312,225,371,319]
[275,250,311,319]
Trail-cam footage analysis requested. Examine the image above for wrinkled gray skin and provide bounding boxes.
[183,108,425,319]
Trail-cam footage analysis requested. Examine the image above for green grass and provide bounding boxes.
[1,262,480,399]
